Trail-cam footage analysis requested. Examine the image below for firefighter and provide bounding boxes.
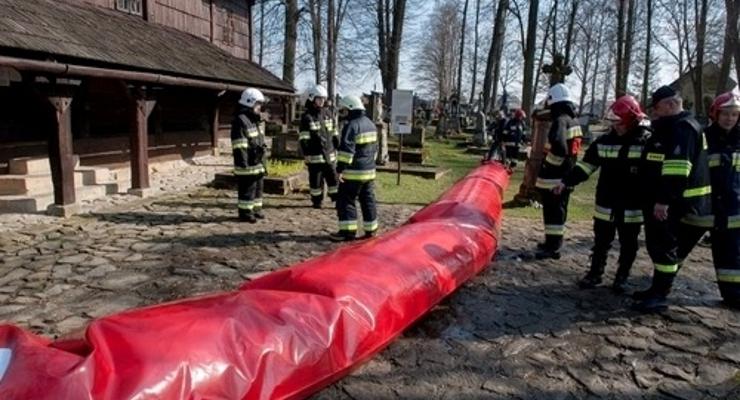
[331,95,379,242]
[483,110,509,163]
[554,95,650,292]
[502,109,526,168]
[231,88,268,223]
[534,84,583,259]
[633,86,712,312]
[299,85,340,209]
[693,92,740,308]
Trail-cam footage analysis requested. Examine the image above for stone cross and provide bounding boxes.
[542,53,573,86]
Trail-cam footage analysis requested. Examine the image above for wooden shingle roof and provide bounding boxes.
[0,0,294,93]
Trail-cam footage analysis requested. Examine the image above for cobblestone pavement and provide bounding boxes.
[0,182,738,399]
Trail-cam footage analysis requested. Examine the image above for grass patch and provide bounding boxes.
[266,159,304,178]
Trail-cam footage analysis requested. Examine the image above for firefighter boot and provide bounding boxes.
[578,254,606,289]
[239,210,257,223]
[329,231,356,242]
[254,209,265,220]
[611,264,632,294]
[535,235,562,260]
[632,273,674,313]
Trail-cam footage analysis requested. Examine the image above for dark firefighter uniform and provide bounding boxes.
[299,101,340,207]
[334,110,379,240]
[636,111,712,304]
[502,118,525,167]
[231,108,267,222]
[677,123,740,307]
[535,102,583,256]
[563,124,650,289]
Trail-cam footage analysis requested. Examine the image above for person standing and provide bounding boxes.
[633,86,712,312]
[231,88,267,223]
[502,109,526,168]
[331,95,379,242]
[555,96,650,292]
[299,85,340,208]
[534,84,583,259]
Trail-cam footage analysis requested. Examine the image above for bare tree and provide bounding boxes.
[718,0,740,94]
[641,0,654,105]
[482,0,509,112]
[326,0,349,99]
[412,0,461,99]
[520,0,539,117]
[283,0,300,86]
[469,0,482,104]
[308,0,324,84]
[693,0,709,115]
[456,0,470,111]
[564,0,580,64]
[377,0,408,105]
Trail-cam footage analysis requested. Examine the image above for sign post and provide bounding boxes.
[391,89,413,185]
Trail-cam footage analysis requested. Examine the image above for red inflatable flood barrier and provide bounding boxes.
[0,163,509,399]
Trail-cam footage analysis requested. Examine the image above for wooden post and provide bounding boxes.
[515,110,550,203]
[211,99,221,155]
[129,88,156,196]
[47,95,76,210]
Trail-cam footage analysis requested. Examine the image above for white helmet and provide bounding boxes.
[239,88,266,108]
[307,84,328,101]
[338,95,365,111]
[547,83,573,105]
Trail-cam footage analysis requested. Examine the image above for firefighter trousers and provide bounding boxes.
[237,174,263,217]
[539,188,571,250]
[589,218,641,278]
[336,180,378,235]
[643,212,705,297]
[504,145,520,167]
[710,228,740,302]
[308,163,339,205]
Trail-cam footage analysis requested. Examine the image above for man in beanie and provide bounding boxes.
[633,86,712,312]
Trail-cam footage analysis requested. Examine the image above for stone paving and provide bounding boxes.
[0,182,738,399]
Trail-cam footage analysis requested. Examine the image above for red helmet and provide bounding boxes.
[606,95,646,125]
[709,91,740,121]
[514,109,526,119]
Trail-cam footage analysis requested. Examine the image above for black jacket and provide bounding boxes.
[536,102,583,189]
[336,110,378,181]
[299,101,339,164]
[502,118,525,146]
[231,107,266,176]
[702,123,740,230]
[640,111,711,220]
[563,125,650,223]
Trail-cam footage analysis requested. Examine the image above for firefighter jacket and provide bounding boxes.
[336,110,378,181]
[299,101,339,164]
[493,118,508,142]
[502,118,525,146]
[563,125,651,224]
[640,111,711,221]
[697,123,740,230]
[536,102,583,190]
[231,107,266,176]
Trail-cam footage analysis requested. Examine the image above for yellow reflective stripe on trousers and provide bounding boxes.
[535,178,561,189]
[327,186,338,194]
[338,220,358,230]
[681,214,714,228]
[305,155,325,163]
[655,263,679,273]
[576,161,597,175]
[717,269,740,283]
[683,185,711,198]
[545,153,565,166]
[646,152,665,162]
[337,151,354,164]
[662,159,692,177]
[566,126,583,139]
[232,138,249,149]
[238,200,255,210]
[623,209,644,224]
[356,131,377,144]
[310,188,323,196]
[343,169,376,180]
[594,205,612,222]
[363,220,379,232]
[544,224,565,235]
[234,165,265,175]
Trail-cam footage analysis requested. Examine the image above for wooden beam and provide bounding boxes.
[211,99,221,153]
[47,95,76,206]
[130,88,156,191]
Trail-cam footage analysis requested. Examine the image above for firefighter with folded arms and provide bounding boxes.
[633,86,712,312]
[554,95,650,292]
[231,88,268,223]
[534,84,583,259]
[331,95,379,242]
[299,84,340,209]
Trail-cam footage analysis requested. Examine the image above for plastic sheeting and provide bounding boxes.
[0,163,509,400]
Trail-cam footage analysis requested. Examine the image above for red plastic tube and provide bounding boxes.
[0,163,509,399]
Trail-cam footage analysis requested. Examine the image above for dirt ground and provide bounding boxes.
[0,185,738,399]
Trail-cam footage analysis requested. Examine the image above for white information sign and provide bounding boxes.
[390,89,413,135]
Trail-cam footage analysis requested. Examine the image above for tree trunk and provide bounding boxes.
[589,12,605,116]
[259,0,265,66]
[641,0,653,106]
[693,0,708,116]
[602,44,614,117]
[457,0,469,114]
[578,27,593,114]
[717,0,739,95]
[377,0,407,107]
[521,0,539,118]
[622,0,636,94]
[615,0,626,97]
[327,0,335,98]
[534,6,556,98]
[551,0,558,56]
[470,0,481,105]
[283,0,299,86]
[483,0,509,113]
[309,0,323,85]
[564,0,580,65]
